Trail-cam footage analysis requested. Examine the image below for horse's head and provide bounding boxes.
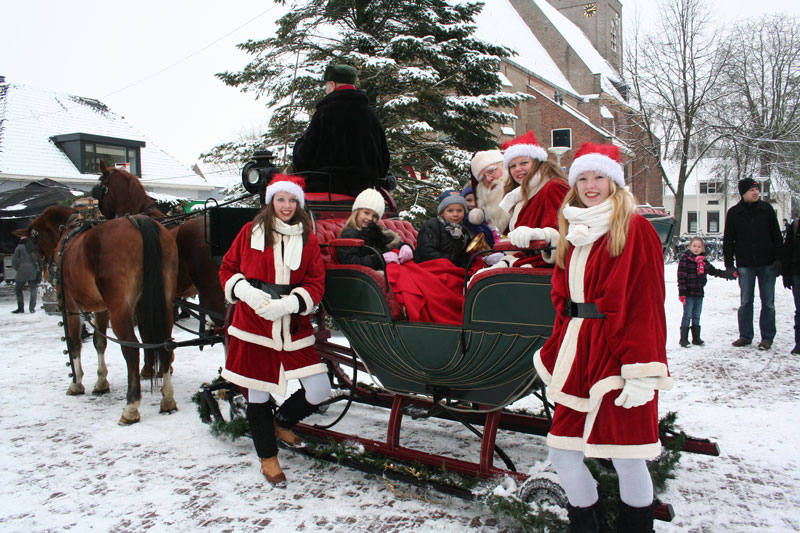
[27,205,74,260]
[94,160,155,218]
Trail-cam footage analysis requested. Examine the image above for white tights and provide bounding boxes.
[247,372,331,405]
[548,447,654,508]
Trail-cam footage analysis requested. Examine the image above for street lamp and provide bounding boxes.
[548,146,570,171]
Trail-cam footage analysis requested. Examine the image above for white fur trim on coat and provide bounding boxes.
[221,362,327,397]
[291,287,315,316]
[225,273,246,304]
[568,153,625,188]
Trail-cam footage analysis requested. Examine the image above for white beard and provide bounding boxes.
[477,171,511,233]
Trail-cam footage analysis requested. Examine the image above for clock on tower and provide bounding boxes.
[583,3,597,17]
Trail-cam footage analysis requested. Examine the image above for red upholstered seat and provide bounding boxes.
[314,217,418,263]
[467,266,553,291]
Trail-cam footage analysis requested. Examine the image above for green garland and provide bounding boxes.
[192,387,686,531]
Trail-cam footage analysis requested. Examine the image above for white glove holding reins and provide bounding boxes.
[233,280,272,315]
[614,376,659,409]
[508,226,549,248]
[258,294,300,322]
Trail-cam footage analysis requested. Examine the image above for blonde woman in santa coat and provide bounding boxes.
[533,143,672,531]
[219,175,330,487]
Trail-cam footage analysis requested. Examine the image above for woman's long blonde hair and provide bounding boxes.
[505,158,568,201]
[253,201,312,248]
[555,181,635,269]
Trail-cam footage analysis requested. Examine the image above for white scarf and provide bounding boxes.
[250,219,304,271]
[562,199,613,247]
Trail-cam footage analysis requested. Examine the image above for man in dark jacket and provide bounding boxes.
[782,216,800,354]
[11,237,41,313]
[292,64,390,197]
[723,178,783,349]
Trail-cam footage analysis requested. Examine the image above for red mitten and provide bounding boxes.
[679,296,686,305]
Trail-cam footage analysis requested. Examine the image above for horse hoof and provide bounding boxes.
[92,387,110,395]
[160,402,178,414]
[66,386,85,396]
[118,415,141,426]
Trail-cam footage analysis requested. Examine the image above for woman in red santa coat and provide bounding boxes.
[533,143,672,531]
[219,175,330,487]
[494,130,570,268]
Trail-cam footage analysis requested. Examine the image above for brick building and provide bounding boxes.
[475,0,663,207]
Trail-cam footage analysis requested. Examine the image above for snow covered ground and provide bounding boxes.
[0,264,798,532]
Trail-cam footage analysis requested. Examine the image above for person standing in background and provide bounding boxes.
[722,178,783,350]
[11,237,41,313]
[782,216,800,355]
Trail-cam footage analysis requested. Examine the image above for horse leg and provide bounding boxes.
[159,354,177,414]
[65,312,85,396]
[141,349,155,380]
[91,311,110,395]
[110,313,142,425]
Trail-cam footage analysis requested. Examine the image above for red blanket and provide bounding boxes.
[386,259,465,325]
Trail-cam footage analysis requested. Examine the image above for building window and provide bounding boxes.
[551,128,572,148]
[687,211,698,233]
[707,211,720,233]
[699,181,721,194]
[83,143,139,175]
[51,133,145,177]
[610,14,620,52]
[708,199,719,205]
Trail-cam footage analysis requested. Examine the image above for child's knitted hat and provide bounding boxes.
[437,189,468,215]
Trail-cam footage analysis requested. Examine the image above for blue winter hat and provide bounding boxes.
[461,185,474,197]
[437,189,468,215]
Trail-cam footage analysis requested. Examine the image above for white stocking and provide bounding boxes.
[548,447,598,508]
[612,458,653,508]
[299,372,331,405]
[248,388,271,404]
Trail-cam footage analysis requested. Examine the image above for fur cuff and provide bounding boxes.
[224,273,246,304]
[291,287,315,316]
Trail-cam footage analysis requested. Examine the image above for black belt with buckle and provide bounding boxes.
[565,299,606,319]
[247,279,299,299]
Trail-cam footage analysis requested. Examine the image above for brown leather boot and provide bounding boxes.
[275,423,305,448]
[260,456,286,486]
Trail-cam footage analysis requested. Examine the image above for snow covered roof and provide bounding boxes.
[0,83,217,191]
[473,1,577,95]
[529,0,623,85]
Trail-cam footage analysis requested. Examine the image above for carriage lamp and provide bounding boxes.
[241,150,280,194]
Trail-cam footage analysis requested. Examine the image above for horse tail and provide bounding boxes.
[135,216,171,374]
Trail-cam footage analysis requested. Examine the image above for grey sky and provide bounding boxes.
[1,0,798,167]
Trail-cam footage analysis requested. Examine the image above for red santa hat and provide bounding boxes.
[264,174,306,208]
[501,130,548,168]
[567,142,625,188]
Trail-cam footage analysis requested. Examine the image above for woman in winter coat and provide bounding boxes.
[11,237,41,313]
[494,131,569,268]
[219,175,330,486]
[677,236,735,347]
[533,143,673,531]
[414,190,475,269]
[336,188,414,267]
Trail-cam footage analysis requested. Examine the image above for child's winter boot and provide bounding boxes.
[679,327,690,347]
[690,325,704,346]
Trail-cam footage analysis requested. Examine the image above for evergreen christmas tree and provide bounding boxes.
[204,0,528,224]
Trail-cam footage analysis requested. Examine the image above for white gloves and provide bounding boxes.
[508,226,549,248]
[614,377,659,409]
[233,280,272,315]
[383,251,400,264]
[484,252,505,266]
[398,245,414,264]
[258,295,300,322]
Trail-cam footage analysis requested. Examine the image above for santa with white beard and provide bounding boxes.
[469,150,512,234]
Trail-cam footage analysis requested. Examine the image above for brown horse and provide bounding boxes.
[28,205,179,425]
[92,162,226,325]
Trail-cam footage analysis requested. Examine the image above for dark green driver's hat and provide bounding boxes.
[323,64,357,84]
